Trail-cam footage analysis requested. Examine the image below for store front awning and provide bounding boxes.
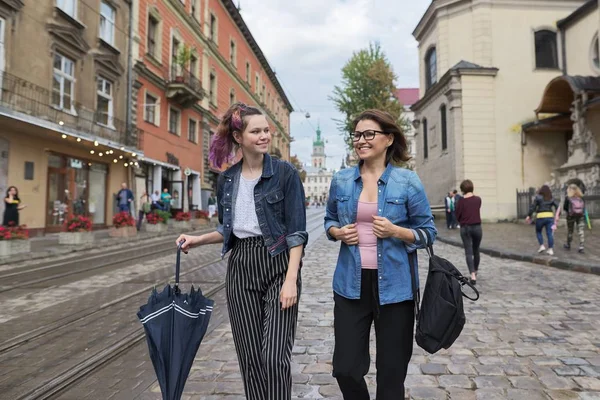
[535,75,600,114]
[139,156,180,171]
[522,114,572,133]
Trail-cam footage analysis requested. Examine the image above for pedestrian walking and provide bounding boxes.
[324,109,437,400]
[444,191,455,229]
[452,189,462,228]
[207,192,217,218]
[562,183,585,253]
[3,186,26,227]
[455,180,482,285]
[526,185,559,256]
[137,191,151,231]
[116,183,134,214]
[175,102,307,400]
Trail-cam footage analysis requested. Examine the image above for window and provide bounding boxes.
[267,92,271,109]
[188,119,197,143]
[171,37,180,76]
[144,93,157,124]
[261,84,266,103]
[246,62,250,82]
[255,74,259,93]
[209,13,217,42]
[96,77,113,126]
[534,30,558,69]
[191,0,198,19]
[169,107,180,135]
[422,118,428,159]
[99,1,115,46]
[229,88,235,105]
[52,53,75,111]
[440,105,447,151]
[230,39,236,65]
[57,0,76,18]
[147,15,158,57]
[190,54,198,77]
[425,47,437,89]
[209,71,216,105]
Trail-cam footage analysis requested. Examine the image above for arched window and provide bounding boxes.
[592,33,599,71]
[422,118,428,159]
[425,47,437,89]
[440,104,447,151]
[534,30,558,69]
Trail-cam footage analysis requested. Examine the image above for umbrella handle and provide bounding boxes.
[175,240,184,289]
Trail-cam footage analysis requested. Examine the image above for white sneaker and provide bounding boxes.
[538,245,546,253]
[546,248,554,256]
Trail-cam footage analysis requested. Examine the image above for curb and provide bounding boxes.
[436,235,600,276]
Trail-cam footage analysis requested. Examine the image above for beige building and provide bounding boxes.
[304,126,333,204]
[0,0,139,234]
[411,0,596,220]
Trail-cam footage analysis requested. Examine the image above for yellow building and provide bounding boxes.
[411,0,597,220]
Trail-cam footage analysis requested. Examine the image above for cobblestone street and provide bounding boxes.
[137,228,600,399]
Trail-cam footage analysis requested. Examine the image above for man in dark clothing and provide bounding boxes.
[445,192,455,229]
[453,189,462,228]
[117,182,134,214]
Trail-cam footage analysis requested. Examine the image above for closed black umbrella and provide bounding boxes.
[137,243,214,400]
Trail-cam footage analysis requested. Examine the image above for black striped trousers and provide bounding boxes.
[226,236,301,400]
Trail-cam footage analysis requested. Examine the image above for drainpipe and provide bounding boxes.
[125,0,134,188]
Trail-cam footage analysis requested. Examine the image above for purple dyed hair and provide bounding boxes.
[209,102,262,168]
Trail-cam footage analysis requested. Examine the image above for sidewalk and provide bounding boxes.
[435,220,600,275]
[0,221,217,267]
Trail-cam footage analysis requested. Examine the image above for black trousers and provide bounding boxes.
[226,236,301,400]
[459,224,482,274]
[333,269,415,400]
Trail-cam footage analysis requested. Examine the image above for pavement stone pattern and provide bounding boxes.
[137,228,600,399]
[435,220,599,273]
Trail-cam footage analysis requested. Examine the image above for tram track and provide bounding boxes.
[4,211,326,400]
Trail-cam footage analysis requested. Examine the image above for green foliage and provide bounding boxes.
[329,42,409,151]
[155,210,171,224]
[290,155,307,183]
[176,45,194,67]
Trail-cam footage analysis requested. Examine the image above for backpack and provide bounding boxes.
[569,197,585,217]
[409,230,479,354]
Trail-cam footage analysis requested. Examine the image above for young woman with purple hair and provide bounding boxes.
[176,103,307,400]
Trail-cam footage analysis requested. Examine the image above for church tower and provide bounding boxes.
[311,125,325,169]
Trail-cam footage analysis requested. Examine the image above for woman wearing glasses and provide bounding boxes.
[324,109,436,400]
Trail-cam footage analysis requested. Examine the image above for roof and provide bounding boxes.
[451,60,485,70]
[535,75,600,114]
[557,0,597,29]
[395,88,419,106]
[223,1,293,112]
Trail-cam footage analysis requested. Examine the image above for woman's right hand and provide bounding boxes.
[175,234,201,253]
[333,224,359,245]
[525,216,531,224]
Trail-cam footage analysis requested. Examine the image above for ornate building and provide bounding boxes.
[303,126,333,204]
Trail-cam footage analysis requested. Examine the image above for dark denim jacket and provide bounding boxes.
[324,163,437,305]
[528,195,559,218]
[216,153,308,258]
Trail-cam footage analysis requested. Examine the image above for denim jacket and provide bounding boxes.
[324,163,437,305]
[216,153,308,258]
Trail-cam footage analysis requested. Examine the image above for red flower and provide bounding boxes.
[112,212,135,228]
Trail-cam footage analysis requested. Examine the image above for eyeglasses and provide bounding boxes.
[350,130,387,142]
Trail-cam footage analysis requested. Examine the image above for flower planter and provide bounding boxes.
[174,220,192,230]
[146,223,167,233]
[109,226,138,238]
[192,219,208,229]
[59,231,94,245]
[0,240,31,257]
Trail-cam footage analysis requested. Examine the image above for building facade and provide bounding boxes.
[131,0,293,212]
[0,0,139,234]
[411,0,588,220]
[396,88,419,170]
[304,126,332,204]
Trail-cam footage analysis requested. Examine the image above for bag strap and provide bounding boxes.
[407,251,420,318]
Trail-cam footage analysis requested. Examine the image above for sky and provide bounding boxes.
[240,0,430,170]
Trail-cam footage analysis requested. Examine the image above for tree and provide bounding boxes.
[330,42,409,151]
[290,155,307,183]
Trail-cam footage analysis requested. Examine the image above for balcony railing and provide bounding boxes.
[165,65,205,107]
[0,71,141,149]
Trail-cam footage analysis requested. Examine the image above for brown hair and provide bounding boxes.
[460,179,474,194]
[352,109,409,165]
[538,185,553,201]
[209,102,262,168]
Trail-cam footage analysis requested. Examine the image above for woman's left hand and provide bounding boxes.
[280,278,298,310]
[372,216,398,239]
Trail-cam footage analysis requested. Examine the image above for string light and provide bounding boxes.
[90,150,95,154]
[119,155,123,159]
[58,121,64,126]
[94,141,99,146]
[124,162,129,167]
[76,138,81,142]
[99,152,103,156]
[113,159,118,163]
[61,134,67,139]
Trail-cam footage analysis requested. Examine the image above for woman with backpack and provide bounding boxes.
[526,185,559,256]
[324,109,436,400]
[562,184,585,253]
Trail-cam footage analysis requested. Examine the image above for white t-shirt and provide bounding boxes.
[232,175,262,239]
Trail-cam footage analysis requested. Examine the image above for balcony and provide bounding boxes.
[166,65,205,108]
[0,72,141,149]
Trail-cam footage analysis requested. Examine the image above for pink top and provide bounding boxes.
[357,201,378,269]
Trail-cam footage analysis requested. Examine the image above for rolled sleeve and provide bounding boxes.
[284,164,308,248]
[404,172,437,253]
[324,174,340,241]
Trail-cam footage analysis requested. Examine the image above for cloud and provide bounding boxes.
[240,0,430,168]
